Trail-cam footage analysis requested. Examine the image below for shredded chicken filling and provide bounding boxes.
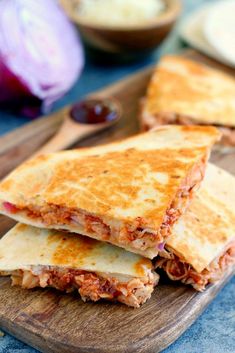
[143,112,235,146]
[2,162,205,253]
[156,241,235,291]
[9,267,158,308]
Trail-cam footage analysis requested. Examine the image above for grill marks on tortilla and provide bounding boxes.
[0,224,153,278]
[51,233,100,267]
[0,127,219,250]
[148,70,207,106]
[147,60,215,112]
[0,127,219,213]
[44,148,201,222]
[49,231,152,276]
[145,55,235,127]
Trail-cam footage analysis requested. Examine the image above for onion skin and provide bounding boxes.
[0,0,84,118]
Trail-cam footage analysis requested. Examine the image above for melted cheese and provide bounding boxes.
[75,0,165,27]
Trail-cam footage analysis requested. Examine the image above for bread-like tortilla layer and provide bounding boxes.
[156,164,235,290]
[0,126,220,258]
[141,56,235,145]
[0,224,158,308]
[142,55,235,127]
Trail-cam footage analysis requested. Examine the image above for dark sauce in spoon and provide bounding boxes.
[70,99,120,124]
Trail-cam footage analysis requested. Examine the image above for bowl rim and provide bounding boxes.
[63,0,182,32]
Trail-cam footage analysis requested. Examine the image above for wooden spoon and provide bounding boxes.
[33,97,121,157]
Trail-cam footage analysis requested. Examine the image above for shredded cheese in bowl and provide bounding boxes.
[75,0,165,27]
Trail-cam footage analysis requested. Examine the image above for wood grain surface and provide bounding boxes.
[0,50,234,353]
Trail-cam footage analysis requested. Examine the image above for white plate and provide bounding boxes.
[180,3,235,68]
[204,0,235,67]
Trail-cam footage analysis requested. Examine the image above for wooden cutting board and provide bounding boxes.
[0,50,234,353]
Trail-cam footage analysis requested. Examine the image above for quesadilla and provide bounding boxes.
[156,164,235,291]
[0,223,158,308]
[0,126,220,259]
[141,55,235,146]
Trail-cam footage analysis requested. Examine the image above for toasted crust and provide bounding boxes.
[142,55,235,128]
[0,224,158,307]
[167,164,235,273]
[0,223,153,278]
[0,127,219,256]
[0,127,219,223]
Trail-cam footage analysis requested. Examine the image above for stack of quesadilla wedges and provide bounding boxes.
[0,126,234,307]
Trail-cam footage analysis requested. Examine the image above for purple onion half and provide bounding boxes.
[0,0,84,117]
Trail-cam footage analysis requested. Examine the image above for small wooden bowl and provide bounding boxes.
[61,0,182,58]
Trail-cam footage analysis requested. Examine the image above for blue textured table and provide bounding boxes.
[0,1,234,352]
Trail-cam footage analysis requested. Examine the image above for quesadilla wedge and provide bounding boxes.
[156,164,235,291]
[141,55,235,146]
[0,224,158,308]
[0,126,220,259]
